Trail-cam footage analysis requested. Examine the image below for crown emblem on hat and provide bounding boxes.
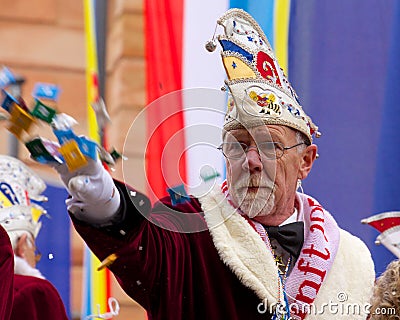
[207,9,320,143]
[248,90,282,116]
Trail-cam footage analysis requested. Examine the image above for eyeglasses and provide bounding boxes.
[217,141,306,160]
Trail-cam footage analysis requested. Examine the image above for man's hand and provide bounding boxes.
[54,158,121,224]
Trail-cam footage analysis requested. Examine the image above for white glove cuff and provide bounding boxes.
[66,185,121,224]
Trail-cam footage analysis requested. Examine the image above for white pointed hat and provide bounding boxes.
[210,9,320,143]
[0,155,47,201]
[0,156,47,241]
[362,211,400,258]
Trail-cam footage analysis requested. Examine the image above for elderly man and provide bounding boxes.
[51,9,374,320]
[0,155,68,320]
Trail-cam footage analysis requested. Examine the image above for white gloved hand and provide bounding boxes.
[54,158,121,224]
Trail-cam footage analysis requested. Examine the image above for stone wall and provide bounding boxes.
[105,0,147,318]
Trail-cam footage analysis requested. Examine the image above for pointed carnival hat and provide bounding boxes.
[0,155,47,246]
[207,8,320,143]
[362,211,400,258]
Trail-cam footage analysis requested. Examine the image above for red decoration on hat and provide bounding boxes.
[362,213,400,233]
[362,211,400,258]
[256,51,281,86]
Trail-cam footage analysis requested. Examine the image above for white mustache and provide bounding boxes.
[236,175,275,189]
[229,174,276,218]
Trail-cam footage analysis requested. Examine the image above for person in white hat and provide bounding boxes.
[1,203,44,279]
[0,155,68,320]
[48,8,374,320]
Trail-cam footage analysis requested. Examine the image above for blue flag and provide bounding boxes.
[0,67,15,88]
[32,83,61,101]
[1,90,19,113]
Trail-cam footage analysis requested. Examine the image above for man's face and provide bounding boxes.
[16,233,38,268]
[225,124,305,220]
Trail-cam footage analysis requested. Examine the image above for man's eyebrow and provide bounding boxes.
[250,132,274,141]
[227,133,248,140]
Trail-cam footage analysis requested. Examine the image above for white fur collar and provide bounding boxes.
[198,187,375,319]
[14,255,45,279]
[199,186,280,305]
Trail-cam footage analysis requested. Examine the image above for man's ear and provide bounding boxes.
[298,144,318,180]
[15,233,28,258]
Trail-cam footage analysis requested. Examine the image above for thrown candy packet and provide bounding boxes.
[167,184,190,205]
[25,137,63,165]
[1,89,19,113]
[0,66,16,88]
[91,98,111,129]
[58,139,88,172]
[98,145,115,166]
[31,99,57,124]
[32,83,61,102]
[7,104,36,139]
[51,113,78,131]
[110,148,127,161]
[53,128,79,145]
[77,136,98,160]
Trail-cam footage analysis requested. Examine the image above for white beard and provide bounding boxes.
[14,255,45,279]
[230,174,275,218]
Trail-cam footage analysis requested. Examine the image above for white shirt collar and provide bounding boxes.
[279,207,298,226]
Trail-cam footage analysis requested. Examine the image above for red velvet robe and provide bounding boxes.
[72,181,274,320]
[0,225,13,320]
[11,275,68,320]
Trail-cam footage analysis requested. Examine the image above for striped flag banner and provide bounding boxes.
[82,0,111,317]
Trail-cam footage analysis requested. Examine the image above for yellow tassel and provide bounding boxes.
[97,253,118,271]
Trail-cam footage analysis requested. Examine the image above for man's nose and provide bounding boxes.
[242,147,263,173]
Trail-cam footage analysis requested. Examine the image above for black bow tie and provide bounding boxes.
[264,221,304,258]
